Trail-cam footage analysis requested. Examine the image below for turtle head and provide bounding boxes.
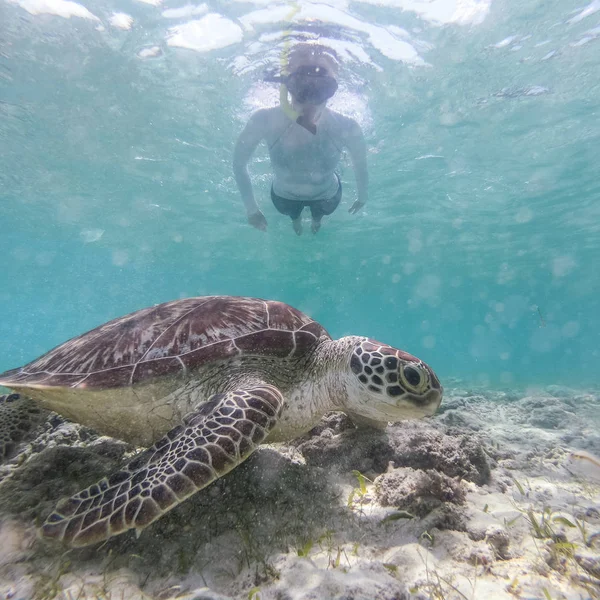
[345,338,443,424]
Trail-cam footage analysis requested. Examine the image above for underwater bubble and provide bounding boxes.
[561,321,580,338]
[162,4,208,19]
[382,255,391,264]
[339,256,351,267]
[568,1,600,25]
[497,263,515,285]
[422,335,435,349]
[80,229,104,243]
[57,197,84,224]
[167,14,243,52]
[16,0,99,19]
[552,256,576,277]
[476,373,491,387]
[112,250,129,267]
[13,247,30,262]
[408,237,422,254]
[172,165,189,182]
[439,110,461,126]
[492,36,517,49]
[414,274,442,299]
[515,207,533,223]
[572,36,594,47]
[500,295,529,324]
[138,47,163,59]
[109,12,133,30]
[35,252,55,266]
[391,274,401,284]
[530,325,561,353]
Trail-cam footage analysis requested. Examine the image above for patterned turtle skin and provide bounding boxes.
[0,295,442,547]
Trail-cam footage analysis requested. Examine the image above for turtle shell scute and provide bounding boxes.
[0,296,330,390]
[234,330,295,358]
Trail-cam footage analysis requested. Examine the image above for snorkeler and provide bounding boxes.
[233,43,369,235]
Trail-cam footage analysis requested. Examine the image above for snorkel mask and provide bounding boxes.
[265,65,338,135]
[285,65,338,105]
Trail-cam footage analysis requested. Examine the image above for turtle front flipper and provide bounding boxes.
[41,385,284,547]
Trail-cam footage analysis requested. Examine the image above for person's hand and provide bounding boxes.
[248,210,267,231]
[348,200,365,214]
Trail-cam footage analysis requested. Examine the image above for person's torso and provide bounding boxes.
[266,108,346,201]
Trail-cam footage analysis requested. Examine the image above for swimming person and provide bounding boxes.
[233,44,369,235]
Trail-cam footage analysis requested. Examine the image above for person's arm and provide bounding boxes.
[233,110,268,230]
[345,119,369,214]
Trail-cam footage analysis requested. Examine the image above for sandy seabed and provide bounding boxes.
[0,384,599,600]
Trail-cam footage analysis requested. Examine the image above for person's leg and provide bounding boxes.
[309,176,342,234]
[271,187,305,235]
[291,216,303,235]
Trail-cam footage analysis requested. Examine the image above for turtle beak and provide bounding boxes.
[400,388,442,417]
[424,387,443,414]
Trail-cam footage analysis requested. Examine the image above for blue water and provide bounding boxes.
[1,0,599,388]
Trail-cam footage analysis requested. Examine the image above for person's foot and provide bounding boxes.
[311,219,321,234]
[292,218,303,236]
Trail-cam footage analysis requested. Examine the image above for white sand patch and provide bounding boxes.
[167,13,243,52]
[109,12,133,30]
[7,0,99,20]
[1,388,599,599]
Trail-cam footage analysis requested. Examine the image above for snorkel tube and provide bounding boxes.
[270,36,339,134]
[276,18,319,136]
[279,83,318,135]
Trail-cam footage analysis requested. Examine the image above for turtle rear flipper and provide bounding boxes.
[41,385,284,547]
[0,393,48,460]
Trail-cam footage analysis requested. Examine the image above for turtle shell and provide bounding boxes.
[0,296,330,391]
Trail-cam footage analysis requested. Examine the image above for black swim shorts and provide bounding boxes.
[271,175,342,221]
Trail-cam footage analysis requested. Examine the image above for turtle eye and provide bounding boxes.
[400,364,426,391]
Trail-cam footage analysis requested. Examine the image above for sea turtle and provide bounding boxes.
[0,295,442,547]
